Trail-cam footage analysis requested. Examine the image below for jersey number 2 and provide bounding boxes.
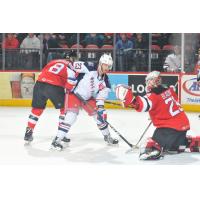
[49,63,65,74]
[165,97,183,116]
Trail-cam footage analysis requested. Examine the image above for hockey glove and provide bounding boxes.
[97,108,107,124]
[115,84,135,107]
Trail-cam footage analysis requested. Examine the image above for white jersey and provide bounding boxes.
[163,53,181,72]
[73,62,111,106]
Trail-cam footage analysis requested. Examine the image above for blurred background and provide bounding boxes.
[0,33,199,73]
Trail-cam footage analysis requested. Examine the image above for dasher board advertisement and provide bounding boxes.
[128,73,179,96]
[181,74,200,105]
[0,72,38,99]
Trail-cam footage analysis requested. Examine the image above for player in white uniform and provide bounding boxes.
[51,54,119,150]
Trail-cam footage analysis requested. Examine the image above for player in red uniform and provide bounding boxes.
[116,71,200,160]
[24,50,78,143]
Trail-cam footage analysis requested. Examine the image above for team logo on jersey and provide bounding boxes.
[99,82,106,90]
[182,78,200,96]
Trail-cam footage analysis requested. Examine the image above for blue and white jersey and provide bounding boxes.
[73,61,111,106]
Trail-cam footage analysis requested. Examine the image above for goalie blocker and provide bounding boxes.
[115,71,200,160]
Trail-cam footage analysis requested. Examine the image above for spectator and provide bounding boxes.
[103,33,113,45]
[43,34,63,64]
[16,33,28,44]
[57,34,68,48]
[2,33,19,69]
[116,33,134,71]
[47,34,60,48]
[152,33,171,48]
[43,33,51,64]
[168,33,181,46]
[134,33,148,71]
[193,48,200,73]
[20,33,40,69]
[82,33,104,48]
[2,33,19,49]
[163,45,181,72]
[116,33,134,50]
[20,33,40,53]
[152,33,162,47]
[67,33,77,47]
[183,34,198,72]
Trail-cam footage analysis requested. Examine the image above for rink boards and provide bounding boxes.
[0,71,200,112]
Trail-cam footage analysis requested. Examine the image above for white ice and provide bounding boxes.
[0,107,200,165]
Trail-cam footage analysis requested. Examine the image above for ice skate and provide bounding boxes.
[139,149,163,160]
[50,136,63,151]
[61,137,71,148]
[24,127,33,145]
[104,134,119,145]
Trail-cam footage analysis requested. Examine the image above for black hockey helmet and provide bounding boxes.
[63,50,78,61]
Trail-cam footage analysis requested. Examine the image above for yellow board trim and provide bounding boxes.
[182,104,200,112]
[0,99,200,112]
[0,99,54,107]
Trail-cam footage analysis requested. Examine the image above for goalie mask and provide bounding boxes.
[145,71,161,92]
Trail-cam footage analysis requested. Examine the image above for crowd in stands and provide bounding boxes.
[0,33,200,72]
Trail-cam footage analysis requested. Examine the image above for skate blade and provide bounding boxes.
[139,155,164,161]
[24,141,32,146]
[49,146,63,151]
[106,143,119,147]
[61,142,70,149]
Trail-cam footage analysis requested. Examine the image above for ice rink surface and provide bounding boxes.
[0,106,200,165]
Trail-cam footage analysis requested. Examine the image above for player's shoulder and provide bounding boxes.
[84,61,97,71]
[73,61,97,73]
[48,59,69,65]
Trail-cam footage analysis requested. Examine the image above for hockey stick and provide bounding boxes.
[74,92,135,149]
[134,121,152,148]
[105,101,134,109]
[105,101,122,106]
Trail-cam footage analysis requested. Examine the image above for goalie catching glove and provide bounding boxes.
[115,84,135,107]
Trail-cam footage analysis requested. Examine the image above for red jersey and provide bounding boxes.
[134,86,190,131]
[37,59,74,88]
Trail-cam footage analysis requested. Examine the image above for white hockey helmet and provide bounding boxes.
[99,54,113,70]
[145,71,161,92]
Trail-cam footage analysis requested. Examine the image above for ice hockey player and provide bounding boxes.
[116,71,200,160]
[51,54,119,151]
[24,50,78,144]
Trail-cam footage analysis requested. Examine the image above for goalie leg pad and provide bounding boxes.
[187,136,200,152]
[139,138,163,160]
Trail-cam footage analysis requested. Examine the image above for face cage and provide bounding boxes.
[146,77,161,92]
